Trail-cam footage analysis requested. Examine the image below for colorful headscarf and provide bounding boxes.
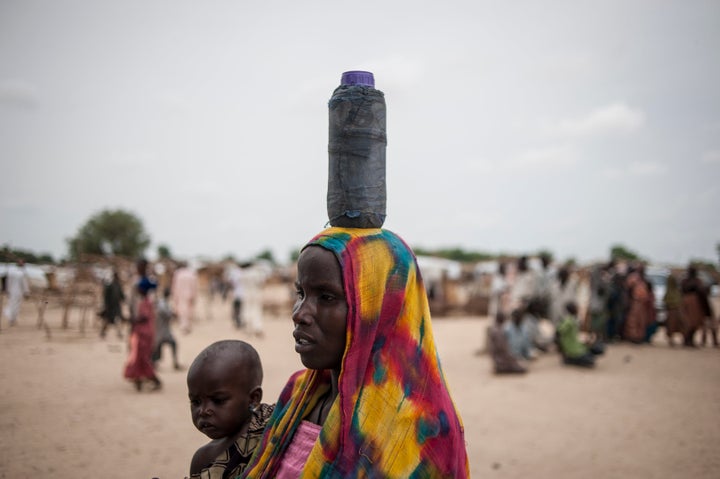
[243,227,469,478]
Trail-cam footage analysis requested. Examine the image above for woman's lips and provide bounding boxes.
[293,331,315,353]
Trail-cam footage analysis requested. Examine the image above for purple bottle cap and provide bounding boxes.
[341,70,375,88]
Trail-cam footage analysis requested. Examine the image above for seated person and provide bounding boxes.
[556,302,601,368]
[186,340,274,479]
[505,308,535,360]
[522,307,553,353]
[487,312,527,374]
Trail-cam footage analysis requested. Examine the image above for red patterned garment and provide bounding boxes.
[123,296,156,381]
[243,227,469,478]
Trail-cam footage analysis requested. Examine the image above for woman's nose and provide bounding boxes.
[292,298,313,325]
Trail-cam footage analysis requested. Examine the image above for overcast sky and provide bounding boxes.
[2,0,719,266]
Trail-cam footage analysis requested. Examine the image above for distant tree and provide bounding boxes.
[290,248,301,263]
[157,244,172,260]
[610,244,642,262]
[67,209,150,259]
[413,247,494,263]
[0,245,55,264]
[222,253,237,263]
[255,249,276,265]
[537,249,554,265]
[690,259,718,273]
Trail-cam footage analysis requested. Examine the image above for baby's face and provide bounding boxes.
[187,359,254,440]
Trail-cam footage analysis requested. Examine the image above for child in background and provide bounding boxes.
[487,312,527,374]
[186,340,274,479]
[123,282,162,391]
[505,308,534,361]
[152,287,181,371]
[556,301,602,368]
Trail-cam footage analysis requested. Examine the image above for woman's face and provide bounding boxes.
[292,246,348,373]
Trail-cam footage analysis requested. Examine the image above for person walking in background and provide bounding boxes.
[227,263,245,329]
[152,287,181,371]
[2,259,29,327]
[124,281,162,391]
[99,269,125,339]
[238,262,267,339]
[129,258,156,323]
[663,273,684,347]
[681,265,714,348]
[171,262,198,335]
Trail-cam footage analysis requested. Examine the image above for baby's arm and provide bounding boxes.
[189,441,220,477]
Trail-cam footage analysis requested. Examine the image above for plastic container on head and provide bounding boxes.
[327,70,387,228]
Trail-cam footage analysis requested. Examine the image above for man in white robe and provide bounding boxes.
[3,260,30,326]
[171,263,198,334]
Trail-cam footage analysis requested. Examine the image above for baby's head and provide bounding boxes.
[187,340,263,440]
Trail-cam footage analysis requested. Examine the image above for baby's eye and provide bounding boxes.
[189,399,200,407]
[212,397,229,406]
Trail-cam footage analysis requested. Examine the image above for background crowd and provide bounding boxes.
[483,254,719,374]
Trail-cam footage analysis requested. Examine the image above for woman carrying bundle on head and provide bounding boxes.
[242,227,469,478]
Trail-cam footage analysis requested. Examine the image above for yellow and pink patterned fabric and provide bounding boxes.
[243,227,469,478]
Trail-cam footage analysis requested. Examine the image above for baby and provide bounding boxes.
[186,340,274,478]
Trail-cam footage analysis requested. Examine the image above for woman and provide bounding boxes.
[243,227,469,478]
[623,265,653,343]
[680,266,712,347]
[663,274,684,346]
[123,280,161,391]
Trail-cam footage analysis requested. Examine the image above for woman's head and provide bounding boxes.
[292,245,348,373]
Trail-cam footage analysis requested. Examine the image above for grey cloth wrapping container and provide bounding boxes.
[327,83,387,228]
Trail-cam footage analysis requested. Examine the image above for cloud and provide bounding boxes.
[0,80,38,109]
[701,150,720,164]
[627,161,666,176]
[369,56,427,89]
[552,103,646,138]
[602,160,667,178]
[510,144,577,169]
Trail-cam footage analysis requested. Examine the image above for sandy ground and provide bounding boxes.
[1,294,719,479]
